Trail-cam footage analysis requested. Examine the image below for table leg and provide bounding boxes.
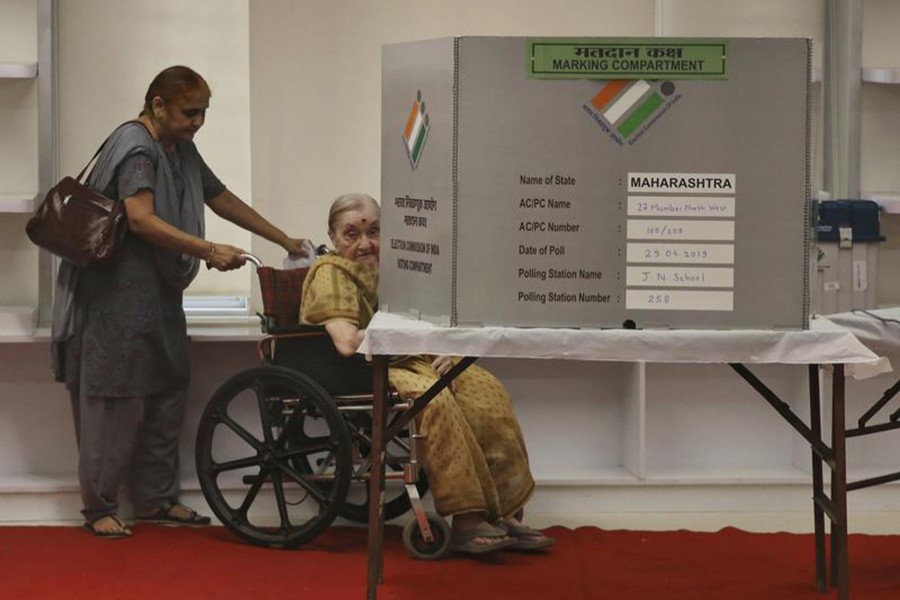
[366,355,390,600]
[830,364,849,600]
[732,362,847,597]
[809,365,828,593]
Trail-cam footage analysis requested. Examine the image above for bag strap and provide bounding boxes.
[75,119,155,183]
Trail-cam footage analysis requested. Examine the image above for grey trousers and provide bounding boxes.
[70,387,188,523]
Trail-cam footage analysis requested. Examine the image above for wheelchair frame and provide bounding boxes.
[194,254,449,557]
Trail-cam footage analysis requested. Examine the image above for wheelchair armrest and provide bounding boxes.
[264,324,329,336]
[258,325,330,363]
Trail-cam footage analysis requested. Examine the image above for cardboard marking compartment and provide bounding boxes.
[381,37,811,329]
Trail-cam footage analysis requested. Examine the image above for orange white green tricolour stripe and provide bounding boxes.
[590,80,666,138]
[402,90,430,168]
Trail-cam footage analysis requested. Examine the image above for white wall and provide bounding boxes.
[246,0,657,306]
[0,0,37,62]
[659,0,822,53]
[659,0,825,192]
[861,0,900,304]
[0,0,39,306]
[57,0,253,295]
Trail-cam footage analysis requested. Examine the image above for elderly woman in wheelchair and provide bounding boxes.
[194,193,551,556]
[298,193,553,555]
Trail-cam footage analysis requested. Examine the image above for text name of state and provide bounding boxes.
[519,174,577,186]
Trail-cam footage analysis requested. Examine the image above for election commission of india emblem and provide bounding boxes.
[583,79,682,147]
[402,90,430,169]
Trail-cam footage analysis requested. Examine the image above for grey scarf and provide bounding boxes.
[51,121,206,342]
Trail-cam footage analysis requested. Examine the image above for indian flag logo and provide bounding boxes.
[586,79,679,144]
[402,90,430,169]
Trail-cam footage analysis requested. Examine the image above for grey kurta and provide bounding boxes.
[64,122,224,397]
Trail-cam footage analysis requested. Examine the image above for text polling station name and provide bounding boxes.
[528,38,728,80]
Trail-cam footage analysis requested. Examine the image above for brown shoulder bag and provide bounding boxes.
[25,122,145,267]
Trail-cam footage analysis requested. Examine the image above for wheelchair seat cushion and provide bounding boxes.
[272,334,373,396]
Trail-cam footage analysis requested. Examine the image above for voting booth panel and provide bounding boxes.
[381,37,812,330]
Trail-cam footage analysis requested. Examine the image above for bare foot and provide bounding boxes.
[84,514,132,538]
[165,503,194,521]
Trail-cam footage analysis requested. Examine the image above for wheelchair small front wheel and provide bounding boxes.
[402,512,450,560]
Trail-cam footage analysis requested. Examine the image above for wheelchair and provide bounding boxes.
[194,254,450,558]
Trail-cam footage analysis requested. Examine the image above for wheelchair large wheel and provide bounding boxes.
[196,366,352,549]
[337,411,429,524]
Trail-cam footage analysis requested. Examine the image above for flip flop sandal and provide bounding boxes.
[135,500,212,527]
[505,522,555,551]
[449,522,518,555]
[83,515,133,539]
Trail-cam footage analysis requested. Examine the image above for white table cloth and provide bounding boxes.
[360,311,889,374]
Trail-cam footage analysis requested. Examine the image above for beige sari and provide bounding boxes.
[300,255,534,520]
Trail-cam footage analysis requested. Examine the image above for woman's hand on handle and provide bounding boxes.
[282,237,311,257]
[206,243,246,271]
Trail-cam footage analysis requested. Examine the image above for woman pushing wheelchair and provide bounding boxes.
[53,66,308,539]
[299,193,554,554]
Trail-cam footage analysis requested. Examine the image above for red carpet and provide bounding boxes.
[1,525,899,599]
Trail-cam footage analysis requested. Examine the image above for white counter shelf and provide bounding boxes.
[0,324,265,343]
[527,466,641,487]
[0,192,36,213]
[863,191,900,213]
[0,62,37,78]
[0,306,35,337]
[862,67,900,84]
[639,465,813,486]
[0,474,78,493]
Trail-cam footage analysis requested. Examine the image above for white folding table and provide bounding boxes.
[359,311,888,600]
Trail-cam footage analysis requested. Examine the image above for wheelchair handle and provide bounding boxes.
[240,253,264,269]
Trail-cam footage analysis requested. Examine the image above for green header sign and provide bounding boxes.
[528,38,728,80]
